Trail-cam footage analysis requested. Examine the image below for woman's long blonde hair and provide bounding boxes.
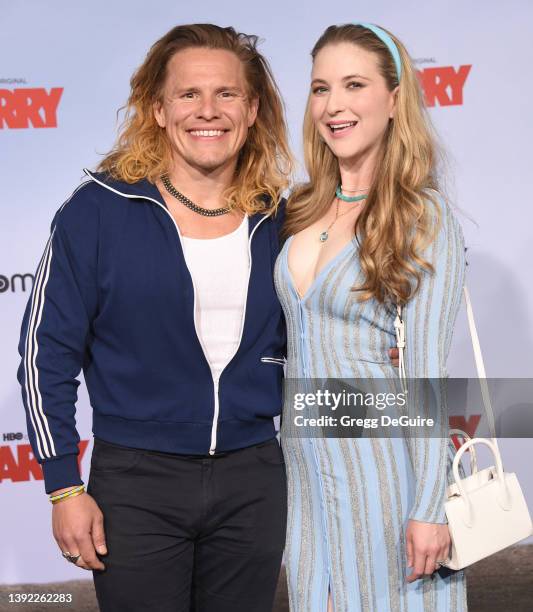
[98,24,292,215]
[285,24,442,304]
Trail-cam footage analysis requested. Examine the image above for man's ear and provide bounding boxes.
[389,86,399,119]
[247,96,259,127]
[154,100,165,128]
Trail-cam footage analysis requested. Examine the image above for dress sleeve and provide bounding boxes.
[403,194,466,523]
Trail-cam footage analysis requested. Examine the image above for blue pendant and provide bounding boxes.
[319,231,329,242]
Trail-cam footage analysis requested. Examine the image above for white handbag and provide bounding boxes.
[395,285,533,570]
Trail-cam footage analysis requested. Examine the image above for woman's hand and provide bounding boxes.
[405,519,450,582]
[388,347,399,367]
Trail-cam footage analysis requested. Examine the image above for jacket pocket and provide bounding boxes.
[260,356,287,366]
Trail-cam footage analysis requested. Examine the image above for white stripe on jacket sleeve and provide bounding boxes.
[22,182,89,460]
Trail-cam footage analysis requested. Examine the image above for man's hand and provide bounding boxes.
[51,489,107,571]
[388,347,399,367]
[405,519,450,582]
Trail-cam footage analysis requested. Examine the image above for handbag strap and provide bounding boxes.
[462,285,498,445]
[394,304,407,386]
[396,284,499,449]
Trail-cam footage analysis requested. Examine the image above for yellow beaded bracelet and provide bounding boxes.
[49,485,85,504]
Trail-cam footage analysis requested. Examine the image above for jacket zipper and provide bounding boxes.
[84,171,271,456]
[208,214,269,453]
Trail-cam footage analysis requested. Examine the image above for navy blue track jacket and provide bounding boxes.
[17,170,287,493]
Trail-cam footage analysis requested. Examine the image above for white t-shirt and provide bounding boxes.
[181,216,249,381]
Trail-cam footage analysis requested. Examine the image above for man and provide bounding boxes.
[18,24,291,612]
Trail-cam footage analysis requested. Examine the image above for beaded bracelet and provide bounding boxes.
[49,485,85,505]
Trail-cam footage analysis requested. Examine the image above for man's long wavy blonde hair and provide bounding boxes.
[285,24,442,304]
[98,24,292,215]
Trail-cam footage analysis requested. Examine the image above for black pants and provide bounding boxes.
[88,437,287,612]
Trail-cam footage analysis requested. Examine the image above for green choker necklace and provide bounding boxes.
[335,185,368,203]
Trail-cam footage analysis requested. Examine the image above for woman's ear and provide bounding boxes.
[389,85,399,119]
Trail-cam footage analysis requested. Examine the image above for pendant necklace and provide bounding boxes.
[319,185,368,243]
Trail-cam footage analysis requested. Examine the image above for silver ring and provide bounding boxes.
[61,551,81,564]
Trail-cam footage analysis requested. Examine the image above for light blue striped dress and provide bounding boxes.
[274,197,468,611]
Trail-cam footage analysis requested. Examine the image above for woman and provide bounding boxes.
[275,24,467,611]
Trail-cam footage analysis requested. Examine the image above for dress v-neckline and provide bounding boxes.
[285,235,357,302]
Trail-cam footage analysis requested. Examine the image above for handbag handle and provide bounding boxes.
[452,437,511,527]
[449,428,477,473]
[396,284,499,450]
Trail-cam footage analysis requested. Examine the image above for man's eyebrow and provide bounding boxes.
[170,85,244,95]
[170,86,200,95]
[215,85,244,93]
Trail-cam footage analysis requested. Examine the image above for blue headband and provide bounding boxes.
[355,23,402,81]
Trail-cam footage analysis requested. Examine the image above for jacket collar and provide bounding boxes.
[83,168,275,234]
[83,169,166,205]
